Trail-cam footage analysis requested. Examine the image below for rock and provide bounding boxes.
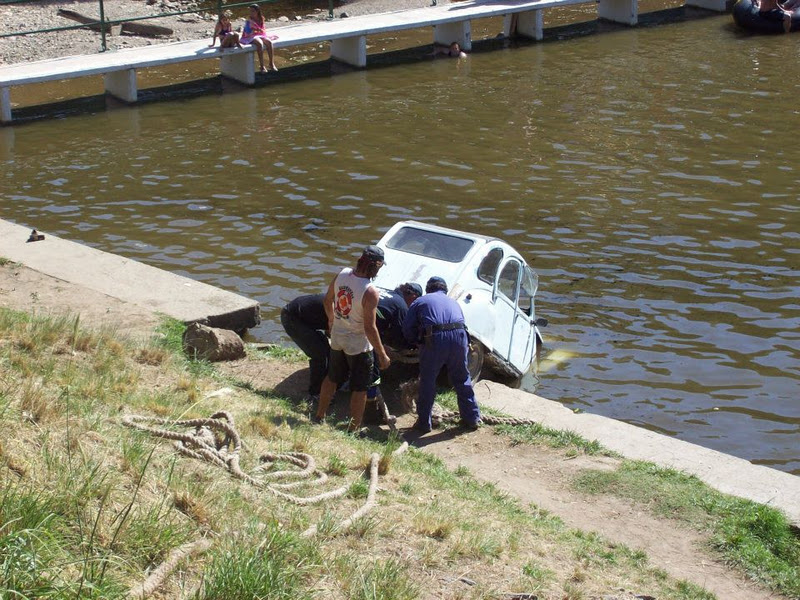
[340,12,350,18]
[294,15,302,20]
[277,15,290,22]
[182,323,245,362]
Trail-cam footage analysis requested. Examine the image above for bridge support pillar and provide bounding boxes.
[684,0,726,10]
[597,0,638,25]
[331,35,367,67]
[503,10,544,40]
[1,87,11,124]
[434,20,471,51]
[104,69,138,103]
[220,51,256,85]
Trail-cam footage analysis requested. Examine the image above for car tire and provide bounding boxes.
[467,338,485,383]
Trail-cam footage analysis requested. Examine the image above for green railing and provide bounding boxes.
[0,0,336,51]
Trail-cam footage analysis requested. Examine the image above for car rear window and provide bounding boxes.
[385,226,475,263]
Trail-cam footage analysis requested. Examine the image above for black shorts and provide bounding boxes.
[328,349,373,392]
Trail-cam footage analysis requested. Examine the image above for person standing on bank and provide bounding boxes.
[314,246,391,432]
[402,276,482,433]
[280,293,328,403]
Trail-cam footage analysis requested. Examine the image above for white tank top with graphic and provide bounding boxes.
[330,267,373,355]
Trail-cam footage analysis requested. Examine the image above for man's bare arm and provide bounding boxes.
[324,276,337,332]
[362,287,391,369]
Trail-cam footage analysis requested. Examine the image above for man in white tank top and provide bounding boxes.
[314,245,391,432]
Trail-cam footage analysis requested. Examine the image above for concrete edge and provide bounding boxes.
[0,219,261,332]
[474,380,800,527]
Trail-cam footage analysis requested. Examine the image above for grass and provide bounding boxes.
[0,256,19,267]
[574,460,800,597]
[436,389,611,456]
[2,307,795,599]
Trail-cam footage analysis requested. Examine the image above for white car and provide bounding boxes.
[374,221,546,382]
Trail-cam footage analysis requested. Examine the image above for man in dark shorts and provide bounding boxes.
[280,293,328,402]
[314,246,391,432]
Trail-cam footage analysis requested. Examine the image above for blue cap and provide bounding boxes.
[426,276,448,294]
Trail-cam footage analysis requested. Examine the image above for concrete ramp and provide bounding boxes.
[0,219,260,332]
[476,380,800,526]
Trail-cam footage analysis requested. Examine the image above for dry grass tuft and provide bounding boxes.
[378,452,392,476]
[136,346,169,366]
[143,402,170,417]
[413,504,454,540]
[20,378,55,424]
[247,416,278,439]
[174,490,212,527]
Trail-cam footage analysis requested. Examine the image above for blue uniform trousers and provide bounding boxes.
[417,329,481,429]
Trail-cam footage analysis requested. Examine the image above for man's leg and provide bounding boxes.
[316,349,347,420]
[346,351,373,431]
[416,342,444,430]
[316,377,337,420]
[280,308,330,396]
[349,391,368,430]
[445,331,481,425]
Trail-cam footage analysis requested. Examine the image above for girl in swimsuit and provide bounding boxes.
[240,4,278,72]
[210,13,241,49]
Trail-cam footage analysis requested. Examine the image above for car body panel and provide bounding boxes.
[374,220,541,377]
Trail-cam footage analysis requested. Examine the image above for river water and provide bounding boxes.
[1,8,798,473]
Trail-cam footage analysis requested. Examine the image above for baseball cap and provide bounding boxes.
[404,282,423,297]
[363,245,385,263]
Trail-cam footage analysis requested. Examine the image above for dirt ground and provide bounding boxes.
[0,0,450,65]
[0,261,158,339]
[0,261,788,600]
[218,355,789,600]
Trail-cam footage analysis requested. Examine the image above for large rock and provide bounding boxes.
[182,323,245,362]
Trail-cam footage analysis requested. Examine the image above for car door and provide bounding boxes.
[507,266,538,371]
[493,257,522,363]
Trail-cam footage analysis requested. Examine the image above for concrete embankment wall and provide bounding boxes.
[0,219,260,332]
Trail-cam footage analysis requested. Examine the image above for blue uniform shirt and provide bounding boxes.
[376,290,409,349]
[402,291,466,345]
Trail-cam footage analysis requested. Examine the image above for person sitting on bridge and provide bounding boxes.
[240,4,278,72]
[402,276,481,434]
[433,41,467,58]
[210,12,242,49]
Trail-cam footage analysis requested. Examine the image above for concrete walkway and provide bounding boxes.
[0,219,260,332]
[475,380,800,526]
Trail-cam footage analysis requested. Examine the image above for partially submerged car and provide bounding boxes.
[373,221,545,382]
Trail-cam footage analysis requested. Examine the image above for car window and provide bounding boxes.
[519,266,538,316]
[385,226,474,263]
[477,248,504,284]
[497,260,520,302]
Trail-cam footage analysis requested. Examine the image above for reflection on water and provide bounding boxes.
[2,14,798,474]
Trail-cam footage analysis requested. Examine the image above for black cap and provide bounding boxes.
[404,282,423,297]
[363,245,385,263]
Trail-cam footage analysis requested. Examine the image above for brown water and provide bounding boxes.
[2,12,798,473]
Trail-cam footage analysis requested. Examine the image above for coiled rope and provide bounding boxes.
[121,411,408,598]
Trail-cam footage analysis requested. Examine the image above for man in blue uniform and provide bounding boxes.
[376,282,423,351]
[402,276,482,433]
